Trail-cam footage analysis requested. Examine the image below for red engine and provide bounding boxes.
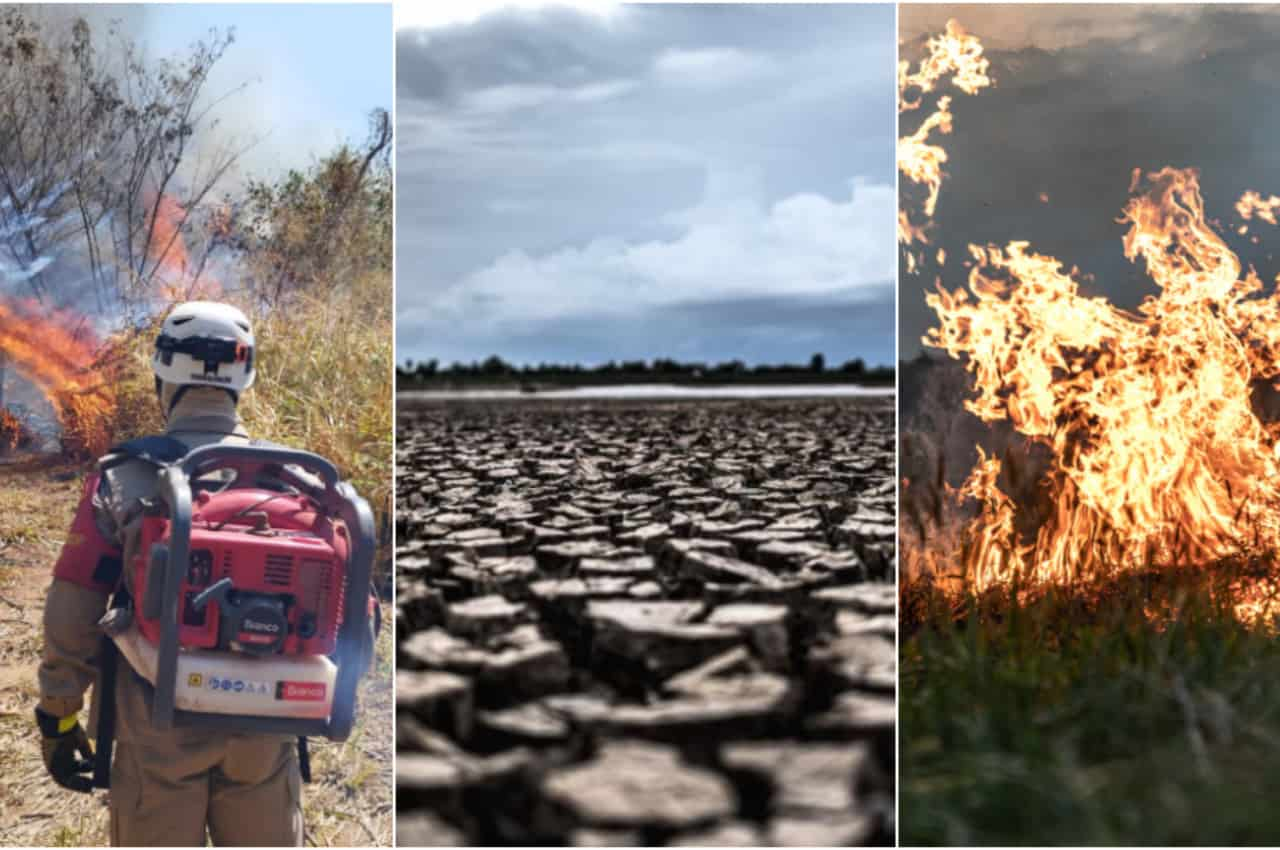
[133,487,350,657]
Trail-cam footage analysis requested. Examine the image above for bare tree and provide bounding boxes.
[0,8,250,312]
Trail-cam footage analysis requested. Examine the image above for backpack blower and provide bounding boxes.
[94,442,374,785]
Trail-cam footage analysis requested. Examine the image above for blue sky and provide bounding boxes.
[133,3,392,180]
[396,3,895,369]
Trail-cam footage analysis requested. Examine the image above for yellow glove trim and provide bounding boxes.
[57,714,78,734]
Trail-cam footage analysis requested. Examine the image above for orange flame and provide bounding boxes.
[0,408,30,454]
[921,166,1280,591]
[146,192,222,302]
[897,20,991,266]
[898,20,992,111]
[147,193,191,281]
[900,23,1280,634]
[1236,190,1280,231]
[0,298,114,455]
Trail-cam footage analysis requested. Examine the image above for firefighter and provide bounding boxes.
[36,301,303,846]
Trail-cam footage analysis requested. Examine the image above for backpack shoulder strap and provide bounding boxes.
[98,435,190,473]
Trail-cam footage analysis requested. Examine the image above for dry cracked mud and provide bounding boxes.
[395,397,895,846]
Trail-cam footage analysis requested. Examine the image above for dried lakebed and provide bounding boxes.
[395,397,896,846]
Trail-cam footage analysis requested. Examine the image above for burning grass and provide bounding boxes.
[0,298,117,459]
[0,409,34,455]
[920,167,1280,591]
[902,22,1280,595]
[899,17,1280,844]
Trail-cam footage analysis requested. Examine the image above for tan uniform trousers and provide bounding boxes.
[41,581,304,846]
[111,667,301,847]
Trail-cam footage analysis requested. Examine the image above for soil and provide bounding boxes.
[395,396,896,846]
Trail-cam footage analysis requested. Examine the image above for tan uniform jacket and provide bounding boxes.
[38,386,302,846]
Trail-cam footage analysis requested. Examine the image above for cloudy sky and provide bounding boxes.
[396,2,895,369]
[900,4,1280,359]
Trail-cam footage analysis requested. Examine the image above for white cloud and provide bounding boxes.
[419,176,893,330]
[459,78,636,114]
[560,139,703,165]
[462,83,560,113]
[652,47,774,86]
[569,78,639,103]
[398,1,621,32]
[488,198,540,214]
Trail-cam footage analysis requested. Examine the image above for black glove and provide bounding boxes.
[35,707,95,793]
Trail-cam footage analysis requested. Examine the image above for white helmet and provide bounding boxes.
[152,301,256,395]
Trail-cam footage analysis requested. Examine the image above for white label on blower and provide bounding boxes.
[113,624,337,719]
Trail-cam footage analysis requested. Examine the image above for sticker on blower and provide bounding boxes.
[277,680,327,701]
[207,677,271,695]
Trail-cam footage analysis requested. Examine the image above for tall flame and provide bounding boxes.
[922,167,1280,590]
[903,24,1280,625]
[897,20,991,263]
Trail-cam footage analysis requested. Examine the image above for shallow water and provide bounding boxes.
[399,383,894,401]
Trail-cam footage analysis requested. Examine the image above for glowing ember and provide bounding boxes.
[0,408,32,454]
[897,19,991,266]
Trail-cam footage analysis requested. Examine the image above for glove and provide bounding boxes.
[35,707,95,793]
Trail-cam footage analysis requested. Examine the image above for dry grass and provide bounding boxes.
[301,616,393,847]
[0,459,89,845]
[242,288,394,583]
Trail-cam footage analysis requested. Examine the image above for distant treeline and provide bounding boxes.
[397,353,894,390]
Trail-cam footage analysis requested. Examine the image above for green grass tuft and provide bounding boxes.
[902,560,1280,845]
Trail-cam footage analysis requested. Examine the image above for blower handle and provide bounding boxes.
[152,463,192,730]
[180,444,341,498]
[326,480,375,740]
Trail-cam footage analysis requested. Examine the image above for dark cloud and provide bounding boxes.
[400,4,898,105]
[397,7,640,103]
[397,3,895,367]
[901,5,1280,359]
